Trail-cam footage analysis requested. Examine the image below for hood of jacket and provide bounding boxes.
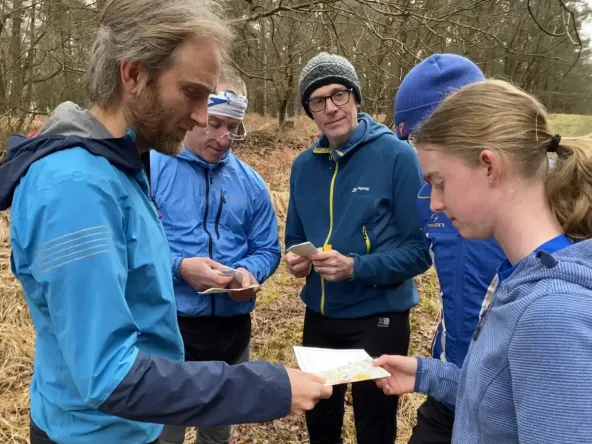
[0,101,144,211]
[500,238,592,300]
[312,112,393,160]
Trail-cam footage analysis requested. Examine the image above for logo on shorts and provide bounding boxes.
[378,317,390,328]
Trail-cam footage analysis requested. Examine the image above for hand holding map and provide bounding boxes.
[293,346,390,386]
[287,242,318,258]
[198,266,262,294]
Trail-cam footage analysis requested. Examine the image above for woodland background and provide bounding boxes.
[0,0,591,138]
[1,1,591,443]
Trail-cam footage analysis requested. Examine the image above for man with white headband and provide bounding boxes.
[151,66,282,444]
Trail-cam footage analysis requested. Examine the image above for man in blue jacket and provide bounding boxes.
[153,66,281,444]
[394,53,507,443]
[0,2,331,443]
[284,52,431,444]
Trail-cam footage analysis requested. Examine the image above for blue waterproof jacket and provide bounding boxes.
[0,102,290,443]
[285,113,431,318]
[417,182,506,410]
[150,148,280,317]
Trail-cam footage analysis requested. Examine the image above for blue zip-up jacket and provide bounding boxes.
[285,113,431,318]
[0,102,290,443]
[417,183,506,399]
[415,236,592,443]
[150,147,280,317]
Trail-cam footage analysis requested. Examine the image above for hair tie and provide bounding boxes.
[548,134,561,153]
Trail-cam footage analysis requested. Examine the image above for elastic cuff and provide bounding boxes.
[350,254,361,281]
[415,357,428,393]
[173,256,184,282]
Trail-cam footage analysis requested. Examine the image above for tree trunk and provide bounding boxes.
[8,0,24,121]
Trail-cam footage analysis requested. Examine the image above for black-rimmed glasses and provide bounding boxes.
[306,88,354,113]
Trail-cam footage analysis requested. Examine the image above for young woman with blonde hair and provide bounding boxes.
[375,79,592,444]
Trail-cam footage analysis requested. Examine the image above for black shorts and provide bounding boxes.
[302,307,411,444]
[408,396,455,444]
[177,313,251,364]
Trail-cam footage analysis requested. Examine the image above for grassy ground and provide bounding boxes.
[548,113,592,138]
[0,112,589,443]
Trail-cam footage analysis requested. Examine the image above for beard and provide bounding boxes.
[123,84,185,157]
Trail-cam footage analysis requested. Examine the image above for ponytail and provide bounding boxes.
[546,137,592,241]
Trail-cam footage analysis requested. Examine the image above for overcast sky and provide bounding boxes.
[584,1,592,41]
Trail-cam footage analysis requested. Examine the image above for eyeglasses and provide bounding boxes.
[306,88,353,113]
[204,120,248,141]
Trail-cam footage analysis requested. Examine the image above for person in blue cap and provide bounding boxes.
[393,54,507,443]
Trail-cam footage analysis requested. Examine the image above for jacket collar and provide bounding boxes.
[312,113,372,160]
[0,131,144,211]
[178,146,232,170]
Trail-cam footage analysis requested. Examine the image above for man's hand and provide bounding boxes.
[179,257,233,292]
[373,355,418,396]
[227,267,260,301]
[284,252,313,278]
[310,250,354,282]
[285,368,333,415]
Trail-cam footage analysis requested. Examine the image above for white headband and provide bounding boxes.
[208,91,248,120]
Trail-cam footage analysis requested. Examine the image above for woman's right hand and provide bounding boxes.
[373,355,418,396]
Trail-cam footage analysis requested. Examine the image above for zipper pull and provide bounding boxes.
[472,324,482,341]
[473,303,492,341]
[362,225,368,239]
[221,190,226,203]
[151,195,162,219]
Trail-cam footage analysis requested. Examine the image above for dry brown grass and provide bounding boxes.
[2,111,590,442]
[0,115,439,443]
[0,211,34,444]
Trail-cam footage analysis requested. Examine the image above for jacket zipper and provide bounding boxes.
[473,297,494,341]
[150,195,162,219]
[215,191,225,239]
[320,154,339,316]
[473,279,501,341]
[362,225,371,254]
[202,169,215,316]
[135,172,161,220]
[453,236,466,359]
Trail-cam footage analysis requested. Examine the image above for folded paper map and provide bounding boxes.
[293,346,390,386]
[287,242,318,257]
[216,266,241,277]
[198,284,262,295]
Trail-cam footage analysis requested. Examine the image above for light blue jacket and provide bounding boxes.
[416,235,592,443]
[151,148,281,317]
[0,102,291,443]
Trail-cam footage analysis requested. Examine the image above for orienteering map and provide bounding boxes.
[293,346,390,386]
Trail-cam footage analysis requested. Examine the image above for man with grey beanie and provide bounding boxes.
[284,52,431,444]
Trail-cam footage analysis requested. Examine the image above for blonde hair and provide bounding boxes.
[219,64,247,97]
[411,79,592,241]
[86,0,235,107]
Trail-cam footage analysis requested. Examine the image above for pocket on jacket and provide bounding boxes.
[347,195,380,226]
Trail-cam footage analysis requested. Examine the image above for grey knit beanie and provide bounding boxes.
[299,52,362,118]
